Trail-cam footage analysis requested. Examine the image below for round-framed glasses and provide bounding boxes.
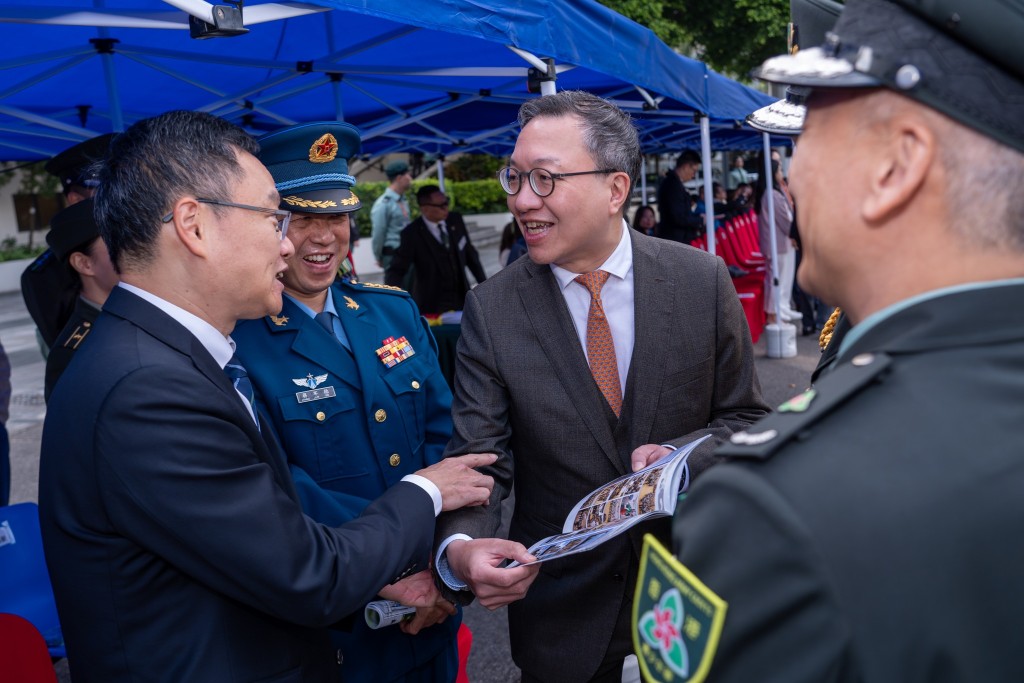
[497,167,618,198]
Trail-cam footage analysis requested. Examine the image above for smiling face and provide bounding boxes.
[280,210,350,309]
[209,151,294,323]
[508,114,626,274]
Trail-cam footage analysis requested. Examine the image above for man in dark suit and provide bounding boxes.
[656,149,705,244]
[37,110,495,682]
[432,91,769,682]
[385,185,487,314]
[665,0,1024,680]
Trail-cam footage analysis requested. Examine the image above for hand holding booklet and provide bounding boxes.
[506,434,711,567]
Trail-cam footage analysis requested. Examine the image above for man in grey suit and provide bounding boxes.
[433,91,769,682]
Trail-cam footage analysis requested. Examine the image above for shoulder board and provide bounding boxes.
[348,281,410,297]
[717,352,893,460]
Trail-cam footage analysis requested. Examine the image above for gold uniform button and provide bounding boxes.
[389,453,401,467]
[375,409,387,423]
[316,411,326,422]
[411,380,421,390]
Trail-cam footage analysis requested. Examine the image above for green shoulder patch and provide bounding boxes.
[633,534,727,683]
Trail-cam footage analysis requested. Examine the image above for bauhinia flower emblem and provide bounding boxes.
[638,587,689,677]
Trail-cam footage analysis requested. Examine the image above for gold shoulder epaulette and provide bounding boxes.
[357,282,408,294]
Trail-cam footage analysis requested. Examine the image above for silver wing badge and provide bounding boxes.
[292,373,329,389]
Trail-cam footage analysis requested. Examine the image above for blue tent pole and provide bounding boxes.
[324,14,345,120]
[91,0,124,131]
[699,115,715,255]
[437,156,446,193]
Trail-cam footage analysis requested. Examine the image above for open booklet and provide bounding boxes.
[507,434,711,567]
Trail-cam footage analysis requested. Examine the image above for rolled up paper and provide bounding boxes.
[364,599,417,629]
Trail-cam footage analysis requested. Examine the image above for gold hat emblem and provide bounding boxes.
[309,133,338,163]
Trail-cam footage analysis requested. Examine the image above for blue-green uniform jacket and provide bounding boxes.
[233,279,459,683]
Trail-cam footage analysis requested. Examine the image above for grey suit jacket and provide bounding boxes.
[436,229,769,681]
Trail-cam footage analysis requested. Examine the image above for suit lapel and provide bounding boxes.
[104,288,297,497]
[518,262,621,470]
[333,284,386,418]
[625,232,676,447]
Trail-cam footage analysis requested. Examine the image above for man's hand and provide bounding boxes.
[446,538,540,610]
[378,570,456,635]
[630,444,672,472]
[416,453,497,511]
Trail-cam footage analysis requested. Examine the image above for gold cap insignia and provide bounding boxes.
[309,133,338,163]
[269,315,289,327]
[343,295,359,310]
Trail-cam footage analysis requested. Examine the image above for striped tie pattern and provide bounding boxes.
[224,354,256,415]
[575,270,621,417]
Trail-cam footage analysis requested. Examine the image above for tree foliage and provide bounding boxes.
[600,0,789,80]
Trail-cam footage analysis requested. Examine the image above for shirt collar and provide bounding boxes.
[285,287,338,320]
[838,277,1024,358]
[550,219,632,291]
[117,281,235,368]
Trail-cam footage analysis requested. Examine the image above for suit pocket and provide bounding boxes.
[657,356,714,416]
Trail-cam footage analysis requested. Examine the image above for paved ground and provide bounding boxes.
[1,230,823,681]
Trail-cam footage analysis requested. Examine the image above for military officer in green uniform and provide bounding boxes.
[371,160,412,270]
[43,198,118,402]
[232,122,461,682]
[639,1,1024,681]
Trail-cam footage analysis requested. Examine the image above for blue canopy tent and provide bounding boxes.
[0,0,782,251]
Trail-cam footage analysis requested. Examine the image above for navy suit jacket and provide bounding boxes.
[232,280,458,680]
[39,287,435,683]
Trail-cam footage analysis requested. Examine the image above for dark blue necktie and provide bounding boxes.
[315,311,335,336]
[224,354,257,420]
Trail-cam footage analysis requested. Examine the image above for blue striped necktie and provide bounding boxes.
[224,354,257,418]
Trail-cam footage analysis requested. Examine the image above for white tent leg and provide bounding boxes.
[700,115,714,255]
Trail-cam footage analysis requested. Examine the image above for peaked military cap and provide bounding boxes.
[258,122,362,214]
[44,133,116,193]
[46,198,101,260]
[384,160,409,180]
[746,0,843,135]
[752,0,1024,151]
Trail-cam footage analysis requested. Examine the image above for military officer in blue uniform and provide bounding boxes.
[232,122,460,683]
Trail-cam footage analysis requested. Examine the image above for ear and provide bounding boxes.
[862,113,935,224]
[608,171,631,215]
[67,251,92,277]
[166,197,208,258]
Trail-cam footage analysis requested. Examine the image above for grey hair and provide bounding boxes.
[518,91,641,199]
[938,122,1024,251]
[94,111,259,272]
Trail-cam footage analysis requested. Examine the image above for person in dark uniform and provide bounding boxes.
[21,134,114,354]
[641,1,1024,681]
[42,199,118,402]
[232,122,461,683]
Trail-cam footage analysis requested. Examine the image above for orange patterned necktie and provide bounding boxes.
[575,270,622,417]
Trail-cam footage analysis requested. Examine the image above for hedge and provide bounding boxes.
[350,179,507,237]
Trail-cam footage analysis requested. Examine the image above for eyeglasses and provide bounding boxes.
[162,198,291,240]
[419,198,450,208]
[497,167,618,198]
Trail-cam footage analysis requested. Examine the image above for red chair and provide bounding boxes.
[0,613,58,683]
[456,623,473,683]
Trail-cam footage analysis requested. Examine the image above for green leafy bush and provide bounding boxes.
[0,237,46,262]
[351,178,507,237]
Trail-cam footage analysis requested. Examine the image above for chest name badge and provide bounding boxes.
[293,373,336,403]
[633,534,728,683]
[376,336,415,368]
